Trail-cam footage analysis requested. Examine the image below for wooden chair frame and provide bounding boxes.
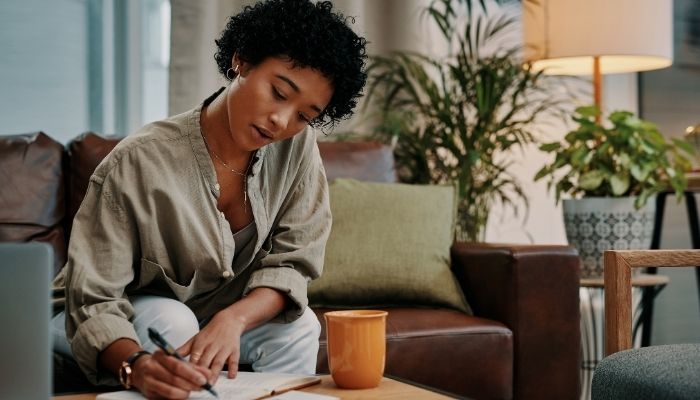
[604,249,700,356]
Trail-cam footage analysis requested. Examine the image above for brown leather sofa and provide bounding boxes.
[0,132,581,399]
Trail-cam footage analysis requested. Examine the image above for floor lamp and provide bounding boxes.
[523,0,673,122]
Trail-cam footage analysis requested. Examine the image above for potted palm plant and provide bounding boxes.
[535,106,695,277]
[365,0,569,241]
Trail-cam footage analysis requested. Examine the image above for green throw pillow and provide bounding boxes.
[309,178,471,313]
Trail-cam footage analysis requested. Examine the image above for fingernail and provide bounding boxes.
[198,375,207,385]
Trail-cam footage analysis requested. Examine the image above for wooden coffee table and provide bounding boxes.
[53,375,454,399]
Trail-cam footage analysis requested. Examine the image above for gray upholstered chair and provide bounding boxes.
[591,250,700,400]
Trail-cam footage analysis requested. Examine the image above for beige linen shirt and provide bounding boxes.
[51,90,331,385]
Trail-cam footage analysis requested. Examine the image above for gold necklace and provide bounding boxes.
[200,128,255,212]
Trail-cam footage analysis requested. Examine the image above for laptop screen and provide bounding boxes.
[0,242,52,400]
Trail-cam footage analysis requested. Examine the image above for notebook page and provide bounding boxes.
[96,372,319,400]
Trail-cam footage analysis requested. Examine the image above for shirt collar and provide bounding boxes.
[189,87,269,196]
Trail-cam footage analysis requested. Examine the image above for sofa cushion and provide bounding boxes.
[0,132,67,274]
[317,141,396,183]
[314,307,513,400]
[65,132,120,236]
[309,178,470,313]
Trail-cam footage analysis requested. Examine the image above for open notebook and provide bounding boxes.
[96,372,322,400]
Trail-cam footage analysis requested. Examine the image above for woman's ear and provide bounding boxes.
[231,54,250,77]
[237,61,252,78]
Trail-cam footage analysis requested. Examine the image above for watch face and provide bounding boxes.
[119,362,132,389]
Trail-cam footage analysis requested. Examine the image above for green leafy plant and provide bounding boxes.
[535,106,695,208]
[365,0,569,241]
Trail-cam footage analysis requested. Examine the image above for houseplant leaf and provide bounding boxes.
[610,171,631,196]
[536,106,692,208]
[579,170,605,191]
[672,137,696,155]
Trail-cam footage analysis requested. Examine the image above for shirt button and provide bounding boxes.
[214,183,220,190]
[222,271,232,278]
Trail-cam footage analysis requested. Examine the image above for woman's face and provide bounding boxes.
[226,56,334,152]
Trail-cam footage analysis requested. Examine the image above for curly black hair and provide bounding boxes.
[214,0,368,128]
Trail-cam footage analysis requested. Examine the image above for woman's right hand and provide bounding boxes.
[131,350,213,399]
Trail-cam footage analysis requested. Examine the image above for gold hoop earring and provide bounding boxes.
[226,65,240,80]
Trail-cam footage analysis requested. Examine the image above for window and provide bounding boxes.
[0,0,171,143]
[103,0,171,136]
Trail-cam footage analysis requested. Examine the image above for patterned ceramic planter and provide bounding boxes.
[563,197,655,278]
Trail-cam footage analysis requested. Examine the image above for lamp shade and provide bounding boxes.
[523,0,672,75]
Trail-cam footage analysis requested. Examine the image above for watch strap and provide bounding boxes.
[126,350,151,366]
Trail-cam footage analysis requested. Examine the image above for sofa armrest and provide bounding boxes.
[451,242,581,400]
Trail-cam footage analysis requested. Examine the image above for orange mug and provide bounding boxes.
[324,310,388,389]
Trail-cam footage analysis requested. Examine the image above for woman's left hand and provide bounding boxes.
[177,308,246,383]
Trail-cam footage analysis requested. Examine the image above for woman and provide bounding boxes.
[51,0,367,398]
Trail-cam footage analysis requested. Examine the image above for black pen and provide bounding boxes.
[148,327,219,398]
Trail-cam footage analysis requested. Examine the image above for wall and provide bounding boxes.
[168,0,239,115]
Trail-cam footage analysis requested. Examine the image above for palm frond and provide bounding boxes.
[365,0,573,240]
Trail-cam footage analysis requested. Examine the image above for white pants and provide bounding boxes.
[52,296,321,374]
